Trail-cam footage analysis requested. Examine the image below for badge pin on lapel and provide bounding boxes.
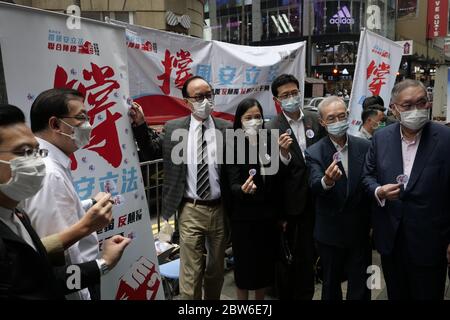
[333,151,342,162]
[396,174,409,185]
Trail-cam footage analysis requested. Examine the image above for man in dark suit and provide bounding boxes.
[0,104,130,299]
[266,74,326,299]
[305,96,371,300]
[131,76,232,300]
[362,79,450,300]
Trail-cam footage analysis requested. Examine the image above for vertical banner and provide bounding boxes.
[427,0,448,39]
[111,21,305,124]
[0,3,164,300]
[348,29,403,135]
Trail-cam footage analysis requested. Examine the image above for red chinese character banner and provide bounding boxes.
[114,21,305,125]
[348,29,403,134]
[0,3,164,300]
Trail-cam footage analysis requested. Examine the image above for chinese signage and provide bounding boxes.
[396,40,413,55]
[348,29,403,134]
[112,21,306,123]
[0,3,163,300]
[427,0,448,39]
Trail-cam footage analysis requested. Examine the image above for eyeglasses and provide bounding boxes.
[0,147,48,158]
[323,113,348,124]
[393,97,428,111]
[61,114,90,122]
[186,93,214,103]
[277,90,300,101]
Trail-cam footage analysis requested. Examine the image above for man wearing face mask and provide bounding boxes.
[362,79,450,300]
[266,74,326,300]
[21,88,114,300]
[0,104,130,299]
[354,105,386,140]
[305,96,371,300]
[130,75,232,300]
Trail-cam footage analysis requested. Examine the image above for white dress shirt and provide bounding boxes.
[184,115,221,200]
[321,136,349,190]
[280,111,307,165]
[21,137,99,300]
[353,127,372,140]
[0,206,37,251]
[375,128,422,206]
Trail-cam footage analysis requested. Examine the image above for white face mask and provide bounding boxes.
[242,118,263,136]
[191,98,214,120]
[59,119,92,148]
[398,108,429,131]
[327,119,349,137]
[280,95,302,113]
[0,156,46,201]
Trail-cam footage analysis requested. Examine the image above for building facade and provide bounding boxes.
[206,0,449,99]
[11,0,205,38]
[206,0,397,94]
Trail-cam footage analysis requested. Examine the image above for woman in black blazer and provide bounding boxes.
[226,98,279,300]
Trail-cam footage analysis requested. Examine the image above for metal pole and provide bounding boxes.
[307,0,312,77]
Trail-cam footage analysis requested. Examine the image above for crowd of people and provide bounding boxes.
[0,74,449,300]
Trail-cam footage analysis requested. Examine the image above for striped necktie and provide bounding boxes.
[196,124,210,199]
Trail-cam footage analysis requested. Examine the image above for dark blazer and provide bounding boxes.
[134,116,232,220]
[0,209,99,299]
[305,135,370,248]
[266,110,326,220]
[226,132,279,221]
[362,122,450,266]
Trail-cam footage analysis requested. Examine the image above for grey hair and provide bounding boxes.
[317,96,347,118]
[391,79,427,104]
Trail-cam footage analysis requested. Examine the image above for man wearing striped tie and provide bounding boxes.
[131,76,232,300]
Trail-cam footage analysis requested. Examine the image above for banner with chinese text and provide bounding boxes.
[0,3,164,300]
[112,21,306,124]
[348,29,403,135]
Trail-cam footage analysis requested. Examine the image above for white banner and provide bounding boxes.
[348,29,403,134]
[0,3,163,300]
[112,21,306,124]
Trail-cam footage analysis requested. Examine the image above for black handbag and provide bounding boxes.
[279,231,293,265]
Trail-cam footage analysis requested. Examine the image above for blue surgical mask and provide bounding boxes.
[327,119,349,137]
[280,95,302,113]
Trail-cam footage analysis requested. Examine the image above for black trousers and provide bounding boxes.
[317,241,371,300]
[380,226,447,300]
[275,219,315,300]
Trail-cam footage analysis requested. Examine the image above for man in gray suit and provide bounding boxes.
[131,76,231,300]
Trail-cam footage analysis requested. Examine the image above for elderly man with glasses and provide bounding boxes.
[362,79,450,300]
[304,96,371,300]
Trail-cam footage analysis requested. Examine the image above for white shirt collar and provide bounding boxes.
[330,134,348,152]
[400,127,422,145]
[360,126,372,139]
[283,110,304,123]
[190,115,214,130]
[36,137,72,170]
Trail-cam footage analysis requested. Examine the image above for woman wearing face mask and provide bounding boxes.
[225,98,279,300]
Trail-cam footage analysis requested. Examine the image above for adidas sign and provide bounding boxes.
[329,6,355,25]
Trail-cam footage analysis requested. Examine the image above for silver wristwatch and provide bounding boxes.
[96,258,109,276]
